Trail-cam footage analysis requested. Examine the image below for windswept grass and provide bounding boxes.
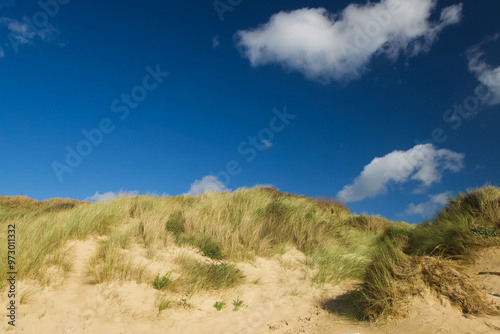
[0,196,83,221]
[0,187,398,293]
[88,232,148,284]
[174,255,245,295]
[355,185,500,321]
[354,226,417,320]
[407,185,500,257]
[3,185,498,321]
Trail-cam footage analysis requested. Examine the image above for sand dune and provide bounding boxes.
[3,239,499,334]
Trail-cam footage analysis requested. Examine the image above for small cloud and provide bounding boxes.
[337,144,464,203]
[0,16,65,54]
[262,139,273,148]
[405,191,454,217]
[184,175,229,196]
[412,186,427,194]
[0,17,35,46]
[0,47,4,58]
[212,35,220,48]
[235,1,462,83]
[466,34,500,106]
[85,190,140,203]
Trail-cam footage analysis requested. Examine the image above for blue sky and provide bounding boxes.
[0,0,499,223]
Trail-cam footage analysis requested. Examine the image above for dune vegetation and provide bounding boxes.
[0,185,499,322]
[0,187,394,293]
[355,185,500,320]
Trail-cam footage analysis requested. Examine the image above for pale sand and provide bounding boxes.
[2,240,499,333]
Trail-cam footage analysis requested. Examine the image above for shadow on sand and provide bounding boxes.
[320,291,364,320]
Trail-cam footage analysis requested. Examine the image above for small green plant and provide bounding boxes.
[232,297,247,311]
[213,301,226,311]
[472,226,499,238]
[154,271,173,290]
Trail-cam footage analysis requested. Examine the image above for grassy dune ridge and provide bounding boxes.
[0,187,395,292]
[1,185,498,321]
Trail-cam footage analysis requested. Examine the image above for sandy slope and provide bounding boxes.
[472,247,500,304]
[2,241,499,334]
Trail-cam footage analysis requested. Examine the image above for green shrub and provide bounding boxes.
[165,211,185,237]
[199,237,223,260]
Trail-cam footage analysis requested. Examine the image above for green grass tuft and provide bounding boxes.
[165,211,185,237]
[199,236,224,260]
[175,256,245,294]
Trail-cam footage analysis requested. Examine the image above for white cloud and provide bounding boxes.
[184,175,229,196]
[337,144,464,203]
[0,47,4,58]
[212,35,220,48]
[85,190,140,203]
[0,17,64,51]
[405,191,453,217]
[0,18,36,46]
[466,34,500,106]
[235,0,462,82]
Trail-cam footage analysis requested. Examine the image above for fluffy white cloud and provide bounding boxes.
[184,175,229,196]
[466,34,500,106]
[235,0,462,82]
[337,144,464,202]
[85,190,140,203]
[405,191,453,216]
